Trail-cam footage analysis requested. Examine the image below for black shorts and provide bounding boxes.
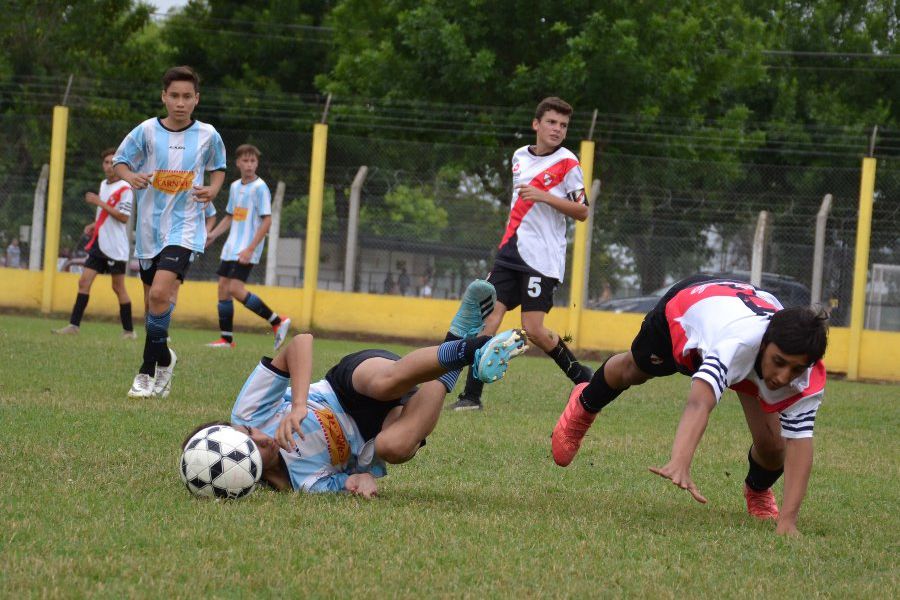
[138,245,196,286]
[84,246,126,275]
[487,263,559,313]
[216,260,254,282]
[325,349,418,442]
[630,274,724,377]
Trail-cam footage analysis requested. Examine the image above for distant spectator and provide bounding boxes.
[6,238,21,268]
[383,271,396,294]
[398,265,410,296]
[420,276,433,298]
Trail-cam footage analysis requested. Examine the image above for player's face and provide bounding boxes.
[759,342,810,390]
[236,154,258,178]
[233,425,280,472]
[102,154,115,179]
[161,81,199,123]
[532,110,569,151]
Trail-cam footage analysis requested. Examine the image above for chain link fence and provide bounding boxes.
[1,111,897,330]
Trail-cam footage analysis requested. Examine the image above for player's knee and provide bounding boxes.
[754,440,786,465]
[375,434,418,464]
[148,286,169,307]
[228,280,244,296]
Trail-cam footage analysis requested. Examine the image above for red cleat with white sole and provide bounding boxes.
[744,484,779,520]
[551,382,597,466]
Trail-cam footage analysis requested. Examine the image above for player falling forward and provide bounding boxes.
[552,275,829,535]
[114,65,227,399]
[204,144,290,350]
[451,97,592,411]
[182,280,527,496]
[53,147,136,339]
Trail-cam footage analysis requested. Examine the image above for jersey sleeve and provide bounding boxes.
[692,339,757,402]
[230,359,290,427]
[779,392,822,439]
[257,182,272,217]
[206,129,227,172]
[117,188,134,218]
[113,124,146,171]
[563,162,587,205]
[225,183,236,215]
[305,471,351,493]
[204,201,216,218]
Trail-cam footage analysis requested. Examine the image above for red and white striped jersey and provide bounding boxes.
[85,179,133,262]
[665,280,825,439]
[495,145,585,281]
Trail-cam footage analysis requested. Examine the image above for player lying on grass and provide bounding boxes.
[183,280,528,497]
[552,274,829,536]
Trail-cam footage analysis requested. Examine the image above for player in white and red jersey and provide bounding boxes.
[552,274,829,536]
[114,66,227,400]
[53,148,135,338]
[451,97,592,411]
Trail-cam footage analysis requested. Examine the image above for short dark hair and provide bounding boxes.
[100,147,117,159]
[181,420,231,450]
[535,97,573,121]
[762,306,829,365]
[162,66,200,92]
[235,144,261,159]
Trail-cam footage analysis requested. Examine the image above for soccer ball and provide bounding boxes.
[180,425,262,499]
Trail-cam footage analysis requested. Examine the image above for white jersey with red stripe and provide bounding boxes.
[495,145,585,281]
[665,280,825,439]
[88,179,133,261]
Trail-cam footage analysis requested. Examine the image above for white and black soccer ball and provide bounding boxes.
[180,425,262,500]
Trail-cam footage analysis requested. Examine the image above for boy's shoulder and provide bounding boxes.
[511,144,579,162]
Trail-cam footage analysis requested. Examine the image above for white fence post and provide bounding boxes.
[343,166,368,292]
[29,164,49,270]
[750,210,770,287]
[811,194,832,306]
[265,181,285,286]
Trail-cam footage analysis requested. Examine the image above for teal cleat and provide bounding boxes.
[449,279,496,338]
[472,329,528,383]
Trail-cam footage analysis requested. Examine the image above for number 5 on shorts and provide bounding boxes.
[527,276,542,298]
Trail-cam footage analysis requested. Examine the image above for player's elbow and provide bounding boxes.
[574,206,590,222]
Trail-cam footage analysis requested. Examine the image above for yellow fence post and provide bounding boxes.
[847,157,876,380]
[300,122,328,331]
[567,140,595,350]
[41,105,69,313]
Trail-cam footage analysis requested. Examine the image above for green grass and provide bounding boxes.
[0,313,897,597]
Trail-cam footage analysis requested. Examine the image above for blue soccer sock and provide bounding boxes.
[218,300,234,342]
[144,305,173,370]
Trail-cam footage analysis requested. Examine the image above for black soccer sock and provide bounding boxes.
[218,300,234,342]
[460,367,485,400]
[119,302,133,332]
[579,359,627,414]
[240,292,275,322]
[547,338,590,383]
[745,448,784,491]
[69,293,89,327]
[140,334,156,375]
[147,306,173,368]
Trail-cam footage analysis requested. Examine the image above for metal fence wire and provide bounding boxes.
[1,112,897,330]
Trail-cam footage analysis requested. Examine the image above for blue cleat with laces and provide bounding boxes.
[449,279,496,338]
[472,329,528,383]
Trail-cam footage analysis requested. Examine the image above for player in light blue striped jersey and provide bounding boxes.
[205,144,290,350]
[181,280,528,497]
[113,66,227,400]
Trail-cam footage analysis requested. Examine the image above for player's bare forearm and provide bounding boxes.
[114,164,151,190]
[545,195,589,221]
[273,333,314,451]
[208,170,226,199]
[778,437,813,535]
[207,215,232,242]
[205,215,216,235]
[671,379,716,465]
[243,216,271,254]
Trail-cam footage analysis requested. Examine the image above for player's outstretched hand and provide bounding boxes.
[345,473,378,499]
[776,519,801,537]
[275,405,307,452]
[649,461,707,504]
[84,191,100,205]
[127,172,152,190]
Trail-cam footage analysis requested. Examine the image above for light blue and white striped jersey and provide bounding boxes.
[220,177,272,264]
[113,117,226,258]
[231,359,387,493]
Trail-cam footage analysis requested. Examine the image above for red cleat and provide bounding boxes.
[744,484,779,520]
[206,338,235,348]
[551,382,597,466]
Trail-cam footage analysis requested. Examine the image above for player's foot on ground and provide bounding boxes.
[446,394,483,411]
[449,279,496,338]
[472,329,528,383]
[127,373,155,399]
[153,349,178,398]
[52,324,79,335]
[551,382,596,466]
[744,484,779,520]
[273,317,291,350]
[206,338,235,348]
[122,330,137,340]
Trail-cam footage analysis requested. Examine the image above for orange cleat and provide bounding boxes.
[744,484,779,520]
[206,338,235,348]
[551,382,596,467]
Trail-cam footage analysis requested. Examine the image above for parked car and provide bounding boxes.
[592,271,812,313]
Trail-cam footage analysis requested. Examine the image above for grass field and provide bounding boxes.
[0,313,897,597]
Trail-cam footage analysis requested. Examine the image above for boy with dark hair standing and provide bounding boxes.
[205,144,290,349]
[53,147,135,338]
[552,275,830,536]
[114,65,227,399]
[450,97,593,411]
